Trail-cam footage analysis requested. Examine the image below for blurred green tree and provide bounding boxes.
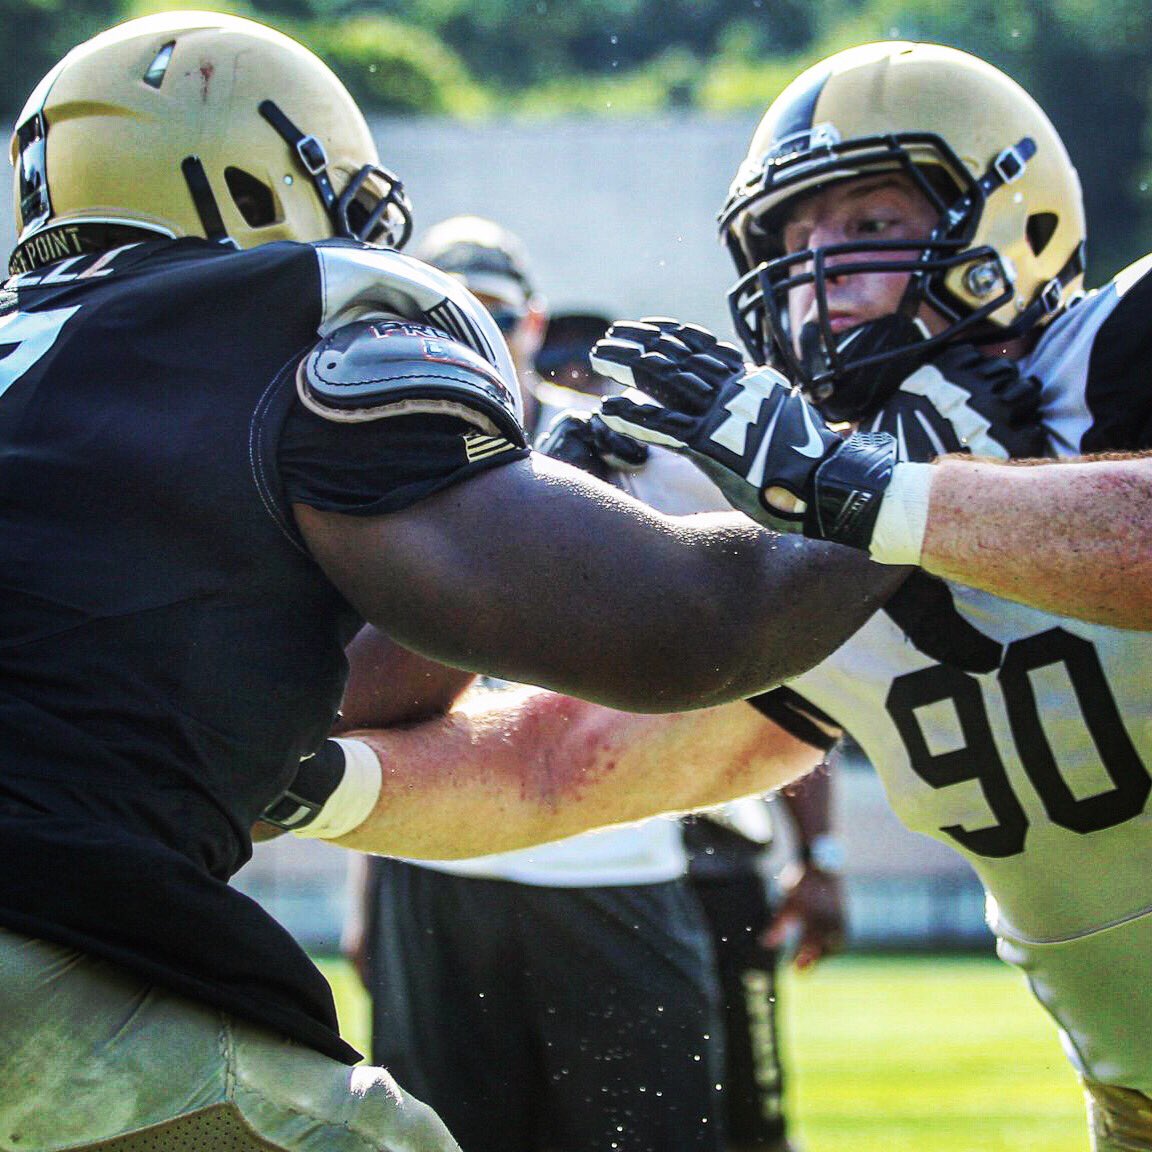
[307,14,485,114]
[0,0,122,116]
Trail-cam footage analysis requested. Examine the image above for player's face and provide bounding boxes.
[780,172,946,357]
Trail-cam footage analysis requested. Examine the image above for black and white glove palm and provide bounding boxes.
[593,318,897,547]
[536,409,649,483]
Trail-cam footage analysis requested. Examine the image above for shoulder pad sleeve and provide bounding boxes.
[314,243,523,422]
[882,344,1046,461]
[746,686,839,750]
[298,319,527,446]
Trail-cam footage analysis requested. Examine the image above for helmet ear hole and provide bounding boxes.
[224,167,277,228]
[1026,212,1058,256]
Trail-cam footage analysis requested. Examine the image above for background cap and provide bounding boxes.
[414,215,536,308]
[534,310,613,377]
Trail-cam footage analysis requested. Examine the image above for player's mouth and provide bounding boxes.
[823,310,862,334]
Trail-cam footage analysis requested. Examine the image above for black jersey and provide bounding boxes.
[0,237,526,1061]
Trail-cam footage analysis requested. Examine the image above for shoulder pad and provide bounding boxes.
[298,319,526,445]
[891,346,1044,461]
[313,242,523,421]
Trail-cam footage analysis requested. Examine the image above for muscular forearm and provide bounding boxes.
[919,454,1152,629]
[332,689,821,859]
[336,624,476,732]
[297,455,909,713]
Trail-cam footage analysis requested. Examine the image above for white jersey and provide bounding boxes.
[1025,252,1152,457]
[787,595,1152,1088]
[415,819,690,887]
[786,258,1152,1090]
[622,260,1152,1089]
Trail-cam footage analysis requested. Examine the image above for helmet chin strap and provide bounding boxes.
[799,312,933,423]
[181,156,237,247]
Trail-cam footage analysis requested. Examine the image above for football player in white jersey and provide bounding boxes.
[588,41,1152,1152]
[335,42,1152,1152]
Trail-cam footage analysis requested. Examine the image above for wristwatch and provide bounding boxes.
[801,833,845,873]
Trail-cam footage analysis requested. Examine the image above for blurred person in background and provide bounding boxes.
[537,307,848,1152]
[534,309,618,403]
[346,221,730,1152]
[682,781,844,1152]
[346,243,842,1150]
[411,215,551,433]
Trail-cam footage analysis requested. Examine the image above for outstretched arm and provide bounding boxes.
[908,453,1152,630]
[295,452,907,713]
[332,689,822,859]
[590,319,1152,631]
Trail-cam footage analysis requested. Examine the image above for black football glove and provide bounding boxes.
[593,318,897,548]
[536,409,649,483]
[863,342,1046,462]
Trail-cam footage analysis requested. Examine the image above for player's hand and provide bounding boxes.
[762,862,846,971]
[876,343,1046,462]
[536,410,648,483]
[593,318,898,547]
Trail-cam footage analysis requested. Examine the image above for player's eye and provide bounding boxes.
[855,215,897,236]
[781,221,812,254]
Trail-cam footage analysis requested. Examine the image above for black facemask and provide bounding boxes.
[797,312,933,423]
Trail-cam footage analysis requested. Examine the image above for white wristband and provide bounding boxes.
[293,737,381,840]
[868,462,935,566]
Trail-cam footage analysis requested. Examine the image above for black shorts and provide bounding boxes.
[365,857,725,1152]
[689,872,789,1148]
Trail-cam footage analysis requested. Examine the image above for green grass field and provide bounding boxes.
[779,954,1086,1151]
[316,951,1088,1151]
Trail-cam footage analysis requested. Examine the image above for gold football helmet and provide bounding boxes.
[719,42,1086,419]
[9,10,413,274]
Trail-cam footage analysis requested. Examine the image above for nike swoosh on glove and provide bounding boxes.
[593,317,898,548]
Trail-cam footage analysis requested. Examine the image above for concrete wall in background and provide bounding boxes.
[0,114,760,338]
[375,115,760,338]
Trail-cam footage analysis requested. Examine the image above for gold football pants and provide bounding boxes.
[0,928,461,1152]
[1086,1078,1152,1152]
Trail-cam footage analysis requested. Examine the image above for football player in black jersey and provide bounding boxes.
[0,12,913,1149]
